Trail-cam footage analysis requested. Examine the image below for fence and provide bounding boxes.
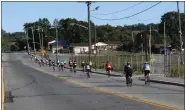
[165,54,185,78]
[70,54,148,74]
[46,52,184,77]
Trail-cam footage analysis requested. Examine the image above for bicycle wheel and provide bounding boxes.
[147,75,150,85]
[129,77,132,87]
[108,70,110,78]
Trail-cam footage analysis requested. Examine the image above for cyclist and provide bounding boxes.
[124,62,133,86]
[69,60,73,72]
[48,59,52,67]
[58,60,61,71]
[64,60,67,68]
[57,59,60,67]
[41,59,44,66]
[105,61,112,77]
[52,60,55,71]
[61,60,64,71]
[35,56,38,63]
[89,61,92,72]
[30,54,33,60]
[73,61,77,73]
[38,59,42,67]
[86,62,91,78]
[81,61,85,72]
[143,62,151,85]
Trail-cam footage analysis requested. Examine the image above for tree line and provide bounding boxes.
[2,11,185,52]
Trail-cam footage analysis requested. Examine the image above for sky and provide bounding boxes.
[2,1,185,33]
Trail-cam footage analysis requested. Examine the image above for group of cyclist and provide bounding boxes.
[29,53,151,84]
[69,60,92,78]
[105,61,151,86]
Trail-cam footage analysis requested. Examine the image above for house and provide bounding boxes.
[48,40,69,53]
[91,42,108,54]
[153,44,171,54]
[48,40,56,50]
[92,42,107,50]
[104,41,122,50]
[70,43,89,54]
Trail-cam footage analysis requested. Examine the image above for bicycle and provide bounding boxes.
[127,75,132,87]
[86,69,90,78]
[30,55,33,61]
[41,60,44,66]
[52,63,55,71]
[70,66,73,72]
[86,64,91,78]
[81,63,85,72]
[145,73,150,85]
[38,60,42,67]
[58,64,61,71]
[61,65,64,71]
[107,69,111,78]
[73,66,77,74]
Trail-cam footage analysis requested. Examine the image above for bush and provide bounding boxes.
[170,65,184,77]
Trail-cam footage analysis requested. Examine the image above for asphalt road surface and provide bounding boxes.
[2,53,183,110]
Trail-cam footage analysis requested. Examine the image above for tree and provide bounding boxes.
[158,11,185,49]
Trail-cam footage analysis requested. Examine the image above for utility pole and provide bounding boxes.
[149,26,152,66]
[41,29,43,50]
[177,1,183,64]
[132,31,134,52]
[38,26,42,50]
[184,1,185,78]
[149,25,152,72]
[95,25,97,71]
[56,27,58,61]
[25,29,30,53]
[87,1,92,63]
[141,34,144,65]
[164,22,167,77]
[31,27,36,54]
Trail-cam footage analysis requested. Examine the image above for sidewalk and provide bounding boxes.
[33,53,184,87]
[139,75,184,87]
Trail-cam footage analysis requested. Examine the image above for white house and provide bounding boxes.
[70,43,89,54]
[92,42,107,50]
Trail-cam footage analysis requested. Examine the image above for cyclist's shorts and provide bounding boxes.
[126,73,132,77]
[106,68,111,71]
[144,70,150,76]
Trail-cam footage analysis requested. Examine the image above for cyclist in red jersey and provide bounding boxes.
[105,61,112,77]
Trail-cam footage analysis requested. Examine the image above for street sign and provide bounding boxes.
[151,58,156,63]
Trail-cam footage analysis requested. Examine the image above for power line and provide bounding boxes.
[91,2,162,21]
[92,1,143,15]
[125,3,175,22]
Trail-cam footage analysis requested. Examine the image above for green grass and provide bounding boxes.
[170,64,184,77]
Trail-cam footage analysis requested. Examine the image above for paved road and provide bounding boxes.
[2,53,184,110]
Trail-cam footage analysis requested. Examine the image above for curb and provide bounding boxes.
[64,67,123,77]
[138,77,185,87]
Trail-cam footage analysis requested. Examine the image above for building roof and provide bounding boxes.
[48,40,56,45]
[154,44,171,48]
[154,44,164,48]
[105,41,122,45]
[52,40,69,48]
[70,43,89,47]
[92,42,107,47]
